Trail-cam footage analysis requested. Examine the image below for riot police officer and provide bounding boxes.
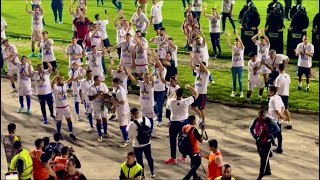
[289,0,303,20]
[267,0,284,19]
[289,5,309,32]
[312,13,320,61]
[265,4,285,32]
[238,0,252,23]
[241,2,260,30]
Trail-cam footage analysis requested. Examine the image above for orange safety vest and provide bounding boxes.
[207,150,223,180]
[53,156,68,172]
[30,149,49,180]
[183,125,200,154]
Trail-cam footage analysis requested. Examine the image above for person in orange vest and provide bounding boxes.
[182,115,205,180]
[53,146,70,179]
[30,138,50,180]
[201,139,224,180]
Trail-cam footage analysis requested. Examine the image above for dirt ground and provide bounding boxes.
[1,78,319,180]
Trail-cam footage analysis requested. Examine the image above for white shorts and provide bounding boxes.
[120,61,132,69]
[19,86,32,96]
[248,79,264,91]
[56,106,71,121]
[141,106,154,118]
[136,65,148,74]
[73,93,81,102]
[116,111,129,126]
[93,109,108,120]
[7,67,18,76]
[261,65,271,74]
[84,100,93,114]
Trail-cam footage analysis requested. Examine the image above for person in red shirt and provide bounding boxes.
[201,139,224,180]
[30,138,50,180]
[73,15,91,47]
[61,158,86,180]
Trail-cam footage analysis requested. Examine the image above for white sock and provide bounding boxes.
[307,84,310,88]
[298,82,302,87]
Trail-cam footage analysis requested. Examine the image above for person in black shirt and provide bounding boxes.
[289,0,303,20]
[267,0,284,19]
[241,2,260,30]
[265,5,285,32]
[161,52,177,81]
[289,5,309,32]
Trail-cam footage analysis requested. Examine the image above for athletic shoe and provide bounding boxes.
[305,88,309,92]
[109,114,117,121]
[26,109,32,115]
[240,92,244,98]
[69,133,77,140]
[156,121,162,127]
[151,173,156,178]
[231,91,235,97]
[28,52,36,58]
[103,132,112,138]
[120,141,129,148]
[165,158,176,164]
[76,115,81,121]
[284,125,292,130]
[86,127,94,132]
[43,119,48,125]
[178,157,186,163]
[51,114,56,121]
[273,148,283,154]
[298,86,302,90]
[98,136,103,142]
[59,22,63,24]
[38,53,42,58]
[10,89,17,93]
[17,107,24,113]
[264,171,272,176]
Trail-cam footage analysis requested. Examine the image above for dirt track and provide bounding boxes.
[1,78,319,180]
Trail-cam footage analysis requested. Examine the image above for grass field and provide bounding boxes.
[1,0,319,57]
[6,38,319,111]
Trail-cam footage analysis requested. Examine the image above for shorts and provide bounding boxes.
[280,95,289,109]
[19,86,32,96]
[248,78,264,90]
[120,61,132,69]
[103,38,111,48]
[191,94,207,110]
[7,67,18,76]
[32,30,42,41]
[73,93,80,102]
[141,106,154,118]
[297,66,311,78]
[43,61,57,71]
[153,22,163,30]
[136,65,148,74]
[116,111,129,126]
[261,65,271,74]
[56,106,71,121]
[84,100,93,114]
[93,109,108,120]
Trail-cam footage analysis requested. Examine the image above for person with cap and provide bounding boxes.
[120,152,143,180]
[214,164,235,180]
[265,4,285,33]
[201,139,224,180]
[240,2,260,31]
[247,52,264,102]
[3,123,20,169]
[289,4,309,32]
[289,0,303,20]
[266,0,284,18]
[9,141,33,180]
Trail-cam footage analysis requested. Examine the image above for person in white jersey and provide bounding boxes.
[295,35,314,92]
[40,31,57,71]
[274,63,292,130]
[190,33,209,77]
[111,77,130,148]
[87,75,111,142]
[165,85,199,164]
[79,69,94,132]
[150,0,164,35]
[112,33,135,69]
[68,62,85,121]
[131,6,150,37]
[246,52,264,102]
[227,30,245,98]
[1,17,7,40]
[192,0,202,26]
[149,27,168,60]
[25,0,43,58]
[65,37,83,68]
[2,40,19,93]
[86,45,105,81]
[221,0,236,34]
[267,85,285,154]
[133,35,149,78]
[51,72,77,140]
[11,56,33,115]
[159,37,178,68]
[30,62,55,124]
[31,0,45,26]
[204,4,221,59]
[251,29,270,89]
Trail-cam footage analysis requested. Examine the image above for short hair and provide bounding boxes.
[42,31,48,35]
[88,22,94,26]
[188,115,196,124]
[8,123,16,133]
[93,75,100,81]
[268,85,277,94]
[1,39,8,45]
[136,30,142,34]
[260,36,265,39]
[126,33,132,37]
[61,146,70,155]
[208,139,218,148]
[202,61,207,66]
[112,77,121,84]
[13,141,22,149]
[170,76,177,81]
[269,49,276,56]
[279,63,285,71]
[130,107,139,114]
[43,137,50,146]
[35,138,43,148]
[68,158,76,166]
[94,13,100,20]
[91,45,97,49]
[72,36,77,40]
[159,27,166,31]
[176,88,183,98]
[168,37,173,41]
[86,69,92,74]
[249,52,256,57]
[224,164,231,170]
[166,51,172,56]
[127,151,135,157]
[34,5,40,9]
[53,132,62,142]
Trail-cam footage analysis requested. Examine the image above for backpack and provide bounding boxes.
[44,142,62,157]
[134,117,151,145]
[178,126,195,156]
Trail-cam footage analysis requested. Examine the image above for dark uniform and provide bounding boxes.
[289,0,303,20]
[312,13,320,61]
[242,3,260,30]
[265,5,285,32]
[238,0,252,23]
[267,0,284,19]
[290,5,309,32]
[284,0,292,20]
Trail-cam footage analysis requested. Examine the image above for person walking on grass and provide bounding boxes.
[2,39,19,93]
[204,4,221,59]
[29,62,55,124]
[227,30,245,98]
[150,0,164,36]
[165,85,199,164]
[201,139,224,180]
[221,0,236,35]
[247,52,264,103]
[86,45,105,82]
[192,0,203,26]
[40,31,58,71]
[25,0,43,58]
[51,72,77,140]
[112,0,122,11]
[120,152,143,180]
[69,0,86,37]
[274,63,292,129]
[131,6,150,38]
[51,0,64,24]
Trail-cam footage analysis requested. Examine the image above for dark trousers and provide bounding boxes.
[193,11,201,27]
[284,0,292,19]
[0,50,3,69]
[169,121,185,159]
[101,56,107,75]
[275,122,282,150]
[117,47,121,59]
[222,12,236,32]
[51,5,63,23]
[38,93,54,120]
[112,0,122,10]
[154,90,166,122]
[256,141,272,179]
[182,0,190,8]
[97,0,104,5]
[134,144,154,175]
[210,32,221,56]
[183,153,201,180]
[268,71,279,85]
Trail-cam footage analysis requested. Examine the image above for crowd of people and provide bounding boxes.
[1,0,318,179]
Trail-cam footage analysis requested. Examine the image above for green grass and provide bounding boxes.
[6,38,319,111]
[1,0,319,57]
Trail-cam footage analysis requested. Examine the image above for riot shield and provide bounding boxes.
[312,31,320,61]
[287,29,306,58]
[241,28,258,55]
[266,30,284,54]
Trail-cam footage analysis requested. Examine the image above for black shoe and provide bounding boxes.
[69,133,77,140]
[109,114,116,121]
[298,86,302,90]
[273,148,283,154]
[284,125,292,130]
[305,88,309,92]
[269,151,273,157]
[264,171,272,176]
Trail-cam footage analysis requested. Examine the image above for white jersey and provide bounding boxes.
[256,42,269,60]
[154,36,167,59]
[248,58,262,80]
[89,31,103,50]
[208,15,221,33]
[134,43,148,65]
[194,67,210,94]
[17,63,33,88]
[231,46,245,67]
[40,39,56,62]
[1,17,7,39]
[116,26,135,44]
[117,41,135,65]
[115,85,130,114]
[87,83,109,111]
[33,70,52,95]
[86,51,104,79]
[150,0,163,24]
[80,78,93,101]
[95,20,109,40]
[192,0,202,12]
[131,12,149,31]
[52,83,69,107]
[296,42,314,68]
[165,82,180,109]
[66,44,83,66]
[152,66,166,92]
[192,42,209,66]
[265,54,288,72]
[111,70,128,93]
[68,68,85,96]
[274,72,291,96]
[2,45,19,69]
[222,0,235,13]
[30,12,43,31]
[138,80,155,107]
[31,0,41,5]
[268,94,284,121]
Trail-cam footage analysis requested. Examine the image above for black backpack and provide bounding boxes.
[178,127,195,156]
[134,117,151,145]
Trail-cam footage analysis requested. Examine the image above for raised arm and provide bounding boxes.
[25,0,32,14]
[185,84,199,99]
[108,57,115,75]
[251,33,259,44]
[125,67,137,84]
[226,32,232,48]
[235,30,244,49]
[51,74,59,89]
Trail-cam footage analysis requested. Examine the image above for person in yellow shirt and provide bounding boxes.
[9,141,33,180]
[120,152,143,180]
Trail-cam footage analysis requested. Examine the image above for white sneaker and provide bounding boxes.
[231,91,235,97]
[59,21,63,24]
[156,121,162,127]
[76,115,81,121]
[240,92,244,98]
[98,136,103,142]
[151,173,156,178]
[10,89,17,93]
[120,140,129,148]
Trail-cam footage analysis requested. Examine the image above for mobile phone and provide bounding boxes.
[104,9,107,14]
[5,172,18,180]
